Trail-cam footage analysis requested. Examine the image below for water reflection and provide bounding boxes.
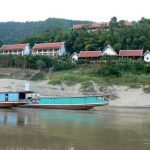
[37,110,103,125]
[0,108,150,150]
[0,110,17,126]
[0,109,105,127]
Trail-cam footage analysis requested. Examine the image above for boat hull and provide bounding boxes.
[18,103,108,110]
[18,96,109,110]
[0,102,27,108]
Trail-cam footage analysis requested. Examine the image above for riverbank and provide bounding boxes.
[0,79,150,107]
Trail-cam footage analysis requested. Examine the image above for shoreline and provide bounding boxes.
[0,79,150,107]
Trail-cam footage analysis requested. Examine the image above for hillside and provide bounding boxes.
[0,18,91,44]
[20,17,150,53]
[0,68,150,107]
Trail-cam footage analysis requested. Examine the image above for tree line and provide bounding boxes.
[0,55,75,71]
[19,17,150,54]
[0,55,150,78]
[0,18,91,44]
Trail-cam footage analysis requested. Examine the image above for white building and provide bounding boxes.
[0,44,31,55]
[71,52,79,62]
[32,42,66,56]
[144,50,150,62]
[101,45,118,56]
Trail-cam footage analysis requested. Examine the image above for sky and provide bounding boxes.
[0,0,149,22]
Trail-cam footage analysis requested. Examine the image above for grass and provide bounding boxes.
[0,68,39,80]
[0,74,7,78]
[143,85,150,93]
[129,84,141,89]
[81,81,94,93]
[30,72,46,81]
[0,67,149,92]
[47,67,150,92]
[48,69,105,86]
[49,79,62,85]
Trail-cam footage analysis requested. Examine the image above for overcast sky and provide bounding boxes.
[0,0,149,22]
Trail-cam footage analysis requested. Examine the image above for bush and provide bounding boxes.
[81,81,94,93]
[145,64,150,73]
[53,57,75,71]
[97,63,121,77]
[30,72,45,81]
[49,80,62,85]
[96,61,149,77]
[143,85,150,93]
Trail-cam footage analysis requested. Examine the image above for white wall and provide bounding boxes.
[144,53,150,62]
[101,46,118,56]
[72,54,78,61]
[24,45,31,55]
[59,45,66,56]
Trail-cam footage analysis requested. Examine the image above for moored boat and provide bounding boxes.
[18,95,109,110]
[0,91,34,108]
[0,101,27,108]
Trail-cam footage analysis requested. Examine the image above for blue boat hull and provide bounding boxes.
[19,96,109,110]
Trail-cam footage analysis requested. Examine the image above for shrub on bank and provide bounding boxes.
[30,72,46,81]
[96,61,150,77]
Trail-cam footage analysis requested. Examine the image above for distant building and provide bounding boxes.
[71,52,79,62]
[78,51,101,59]
[89,23,109,32]
[32,42,66,56]
[143,50,150,62]
[72,23,109,32]
[123,20,132,27]
[119,50,143,59]
[72,24,86,30]
[0,44,31,55]
[101,45,118,56]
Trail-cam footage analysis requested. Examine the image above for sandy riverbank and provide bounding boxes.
[0,79,150,107]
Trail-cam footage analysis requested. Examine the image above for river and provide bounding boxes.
[0,107,150,150]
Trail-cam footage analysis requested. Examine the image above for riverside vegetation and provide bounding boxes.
[0,55,150,93]
[0,17,150,92]
[19,17,150,53]
[0,17,150,53]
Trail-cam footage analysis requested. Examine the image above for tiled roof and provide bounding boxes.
[72,24,86,29]
[0,44,28,51]
[123,20,132,26]
[79,51,101,58]
[119,50,143,56]
[91,23,108,29]
[32,42,64,50]
[72,23,108,30]
[143,50,150,56]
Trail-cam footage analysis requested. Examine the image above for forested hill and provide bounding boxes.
[20,17,150,53]
[0,18,91,44]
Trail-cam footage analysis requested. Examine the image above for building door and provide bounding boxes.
[5,94,8,101]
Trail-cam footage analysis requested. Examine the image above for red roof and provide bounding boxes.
[123,20,132,26]
[119,50,143,56]
[32,42,64,50]
[79,51,101,58]
[72,24,86,30]
[0,44,28,51]
[72,23,108,30]
[91,23,108,29]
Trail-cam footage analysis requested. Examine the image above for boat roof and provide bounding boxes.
[0,91,35,94]
[40,95,107,98]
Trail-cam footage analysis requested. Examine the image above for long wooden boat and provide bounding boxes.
[0,101,27,108]
[0,91,34,108]
[18,96,109,110]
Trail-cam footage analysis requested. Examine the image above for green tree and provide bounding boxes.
[36,60,46,70]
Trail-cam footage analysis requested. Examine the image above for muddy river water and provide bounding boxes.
[0,107,150,150]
